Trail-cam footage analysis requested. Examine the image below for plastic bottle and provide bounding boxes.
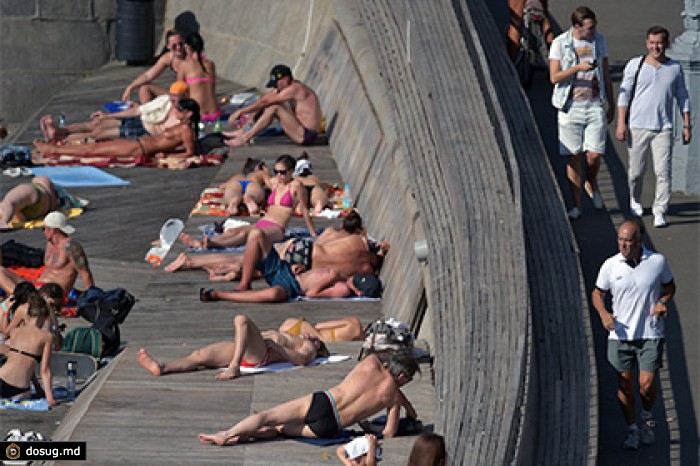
[59,112,66,128]
[66,361,77,399]
[342,184,352,209]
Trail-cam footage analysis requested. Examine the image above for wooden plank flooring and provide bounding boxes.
[2,65,434,465]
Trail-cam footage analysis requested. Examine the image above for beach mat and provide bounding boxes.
[31,166,129,187]
[237,354,350,375]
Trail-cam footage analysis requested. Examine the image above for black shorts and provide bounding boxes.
[304,391,342,438]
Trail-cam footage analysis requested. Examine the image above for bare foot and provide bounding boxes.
[163,253,191,272]
[40,115,55,141]
[33,139,57,156]
[138,348,163,376]
[179,232,203,249]
[215,368,241,380]
[227,201,240,216]
[204,265,241,282]
[198,431,239,446]
[224,136,248,148]
[222,129,244,138]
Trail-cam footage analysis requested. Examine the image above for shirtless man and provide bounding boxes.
[199,349,419,445]
[39,81,189,143]
[122,29,187,104]
[33,98,200,161]
[164,211,389,279]
[138,313,328,380]
[225,64,322,147]
[199,227,382,303]
[0,212,94,295]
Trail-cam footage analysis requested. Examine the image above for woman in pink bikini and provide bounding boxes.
[177,32,220,128]
[180,154,318,249]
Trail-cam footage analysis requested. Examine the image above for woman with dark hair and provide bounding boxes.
[0,281,36,336]
[3,283,65,350]
[179,154,317,249]
[219,158,271,215]
[178,32,220,130]
[0,294,56,405]
[122,29,187,103]
[33,99,201,161]
[407,433,447,466]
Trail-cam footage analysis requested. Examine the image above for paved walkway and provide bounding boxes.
[529,2,698,464]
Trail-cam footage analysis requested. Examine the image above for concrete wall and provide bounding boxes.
[0,0,166,126]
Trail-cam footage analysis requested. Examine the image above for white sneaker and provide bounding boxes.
[653,214,667,228]
[591,191,604,209]
[623,427,640,450]
[567,207,581,220]
[630,199,644,217]
[640,420,655,445]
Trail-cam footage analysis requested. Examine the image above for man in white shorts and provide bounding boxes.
[616,25,691,228]
[549,6,614,219]
[591,219,676,450]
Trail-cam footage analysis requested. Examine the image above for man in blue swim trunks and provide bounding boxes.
[200,227,383,304]
[199,348,419,446]
[224,64,322,147]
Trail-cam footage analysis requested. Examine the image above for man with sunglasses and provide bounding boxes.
[225,64,322,147]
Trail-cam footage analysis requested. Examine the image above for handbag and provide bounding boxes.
[139,94,172,125]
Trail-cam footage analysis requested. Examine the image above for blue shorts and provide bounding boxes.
[255,248,302,299]
[119,117,148,140]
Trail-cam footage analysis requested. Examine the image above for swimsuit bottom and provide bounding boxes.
[239,179,252,194]
[20,184,50,220]
[0,377,30,398]
[256,218,285,234]
[119,117,148,139]
[255,248,302,299]
[302,128,318,146]
[240,347,271,368]
[201,110,222,123]
[304,390,343,438]
[284,238,313,270]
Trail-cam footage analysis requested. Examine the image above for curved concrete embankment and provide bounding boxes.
[160,0,595,464]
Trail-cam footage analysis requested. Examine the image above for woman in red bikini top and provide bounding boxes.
[177,32,220,124]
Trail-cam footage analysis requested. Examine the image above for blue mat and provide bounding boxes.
[31,166,130,187]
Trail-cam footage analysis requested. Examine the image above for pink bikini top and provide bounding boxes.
[268,187,293,208]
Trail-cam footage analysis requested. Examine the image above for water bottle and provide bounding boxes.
[212,119,222,133]
[58,112,66,128]
[342,184,352,209]
[66,361,77,399]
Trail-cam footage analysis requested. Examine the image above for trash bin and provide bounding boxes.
[115,0,154,65]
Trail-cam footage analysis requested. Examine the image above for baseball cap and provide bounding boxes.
[169,80,188,94]
[294,159,313,177]
[266,64,292,88]
[352,273,382,298]
[44,211,75,234]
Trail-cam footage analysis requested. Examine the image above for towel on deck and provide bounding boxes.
[34,149,224,169]
[9,207,83,230]
[0,398,50,411]
[237,354,350,375]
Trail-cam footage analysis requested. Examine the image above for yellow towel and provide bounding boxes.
[10,208,84,229]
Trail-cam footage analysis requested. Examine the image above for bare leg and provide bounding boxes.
[210,286,288,303]
[138,84,168,104]
[0,184,37,228]
[0,267,30,294]
[567,153,583,210]
[163,253,192,272]
[584,152,601,193]
[617,370,636,425]
[639,370,658,412]
[178,232,205,249]
[215,314,267,380]
[33,138,142,158]
[237,228,272,290]
[139,342,235,376]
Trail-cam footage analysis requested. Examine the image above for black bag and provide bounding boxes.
[77,287,135,357]
[0,240,44,267]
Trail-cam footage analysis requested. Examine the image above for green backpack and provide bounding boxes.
[61,327,102,359]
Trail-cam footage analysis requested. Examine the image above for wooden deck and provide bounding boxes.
[2,65,434,465]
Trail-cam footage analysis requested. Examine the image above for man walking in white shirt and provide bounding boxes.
[616,26,691,228]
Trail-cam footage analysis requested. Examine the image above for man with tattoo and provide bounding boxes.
[0,212,95,295]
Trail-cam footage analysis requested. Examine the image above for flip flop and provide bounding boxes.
[199,288,216,302]
[3,167,20,177]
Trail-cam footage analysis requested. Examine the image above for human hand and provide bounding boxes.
[651,301,668,319]
[579,61,596,72]
[121,88,131,103]
[600,312,615,331]
[228,110,242,126]
[615,123,628,142]
[682,127,691,145]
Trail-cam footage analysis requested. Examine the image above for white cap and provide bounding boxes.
[43,211,75,234]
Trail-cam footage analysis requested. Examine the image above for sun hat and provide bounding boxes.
[140,94,172,124]
[44,211,75,234]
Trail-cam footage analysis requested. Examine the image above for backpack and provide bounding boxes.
[77,287,136,325]
[359,318,415,360]
[0,240,44,268]
[61,327,102,359]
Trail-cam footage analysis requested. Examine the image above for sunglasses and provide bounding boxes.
[169,42,184,49]
[274,168,290,175]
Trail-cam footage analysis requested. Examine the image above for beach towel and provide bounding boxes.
[9,207,83,230]
[292,430,355,446]
[237,354,350,375]
[292,296,381,302]
[34,150,224,169]
[0,398,50,411]
[184,226,322,253]
[31,166,129,187]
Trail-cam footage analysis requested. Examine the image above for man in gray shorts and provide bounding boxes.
[591,219,675,450]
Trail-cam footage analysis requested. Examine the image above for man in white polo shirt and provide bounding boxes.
[616,25,691,228]
[592,218,676,450]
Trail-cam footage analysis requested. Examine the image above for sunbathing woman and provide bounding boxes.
[138,314,328,380]
[0,176,58,229]
[179,154,317,249]
[33,98,200,162]
[219,157,271,215]
[178,32,220,129]
[279,317,365,343]
[4,283,65,351]
[294,152,328,215]
[0,293,55,405]
[122,29,187,103]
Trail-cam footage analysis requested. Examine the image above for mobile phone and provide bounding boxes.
[589,60,597,68]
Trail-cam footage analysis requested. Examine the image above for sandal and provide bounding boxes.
[199,288,216,302]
